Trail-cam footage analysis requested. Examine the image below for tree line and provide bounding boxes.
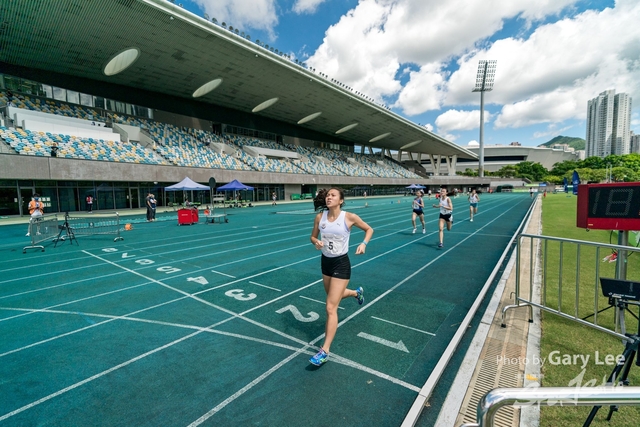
[459,153,640,184]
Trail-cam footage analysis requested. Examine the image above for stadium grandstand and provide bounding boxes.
[0,0,482,216]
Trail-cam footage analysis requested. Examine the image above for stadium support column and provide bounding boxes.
[429,154,440,176]
[472,60,497,178]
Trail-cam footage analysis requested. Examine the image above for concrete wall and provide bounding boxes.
[284,183,301,201]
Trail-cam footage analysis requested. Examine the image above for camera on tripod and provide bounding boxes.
[601,277,640,303]
[54,212,77,246]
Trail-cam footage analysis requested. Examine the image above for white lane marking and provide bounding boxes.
[371,316,436,336]
[0,329,203,423]
[357,332,410,353]
[211,270,235,278]
[249,281,281,291]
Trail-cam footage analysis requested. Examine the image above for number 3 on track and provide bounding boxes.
[225,289,257,301]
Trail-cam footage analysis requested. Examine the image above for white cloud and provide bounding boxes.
[393,63,446,114]
[304,0,640,142]
[435,109,491,133]
[194,0,278,39]
[447,0,640,129]
[442,133,458,142]
[306,0,579,106]
[307,1,402,100]
[423,123,434,132]
[293,0,327,14]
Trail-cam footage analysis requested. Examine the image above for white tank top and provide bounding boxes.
[439,197,452,214]
[469,194,479,203]
[320,210,350,257]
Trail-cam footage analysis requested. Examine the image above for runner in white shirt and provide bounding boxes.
[468,188,480,222]
[308,187,373,366]
[432,188,453,248]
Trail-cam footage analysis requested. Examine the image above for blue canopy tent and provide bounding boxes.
[217,179,255,207]
[217,179,255,191]
[406,184,426,189]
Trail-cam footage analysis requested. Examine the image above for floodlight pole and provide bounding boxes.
[472,60,497,178]
[479,89,486,177]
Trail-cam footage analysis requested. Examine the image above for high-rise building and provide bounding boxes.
[586,90,632,157]
[631,131,640,154]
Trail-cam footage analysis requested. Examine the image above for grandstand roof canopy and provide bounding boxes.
[1,0,476,160]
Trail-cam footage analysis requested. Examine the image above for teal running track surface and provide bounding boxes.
[0,193,534,426]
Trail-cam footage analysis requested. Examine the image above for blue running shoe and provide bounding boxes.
[309,348,328,366]
[438,242,443,248]
[356,286,364,305]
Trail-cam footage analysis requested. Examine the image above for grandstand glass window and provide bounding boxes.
[42,85,53,99]
[133,105,153,119]
[94,97,106,109]
[52,87,66,102]
[0,188,18,216]
[67,90,80,105]
[80,93,94,107]
[3,75,20,92]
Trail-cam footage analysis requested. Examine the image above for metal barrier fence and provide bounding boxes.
[502,233,640,342]
[55,213,124,246]
[459,386,640,427]
[23,214,58,253]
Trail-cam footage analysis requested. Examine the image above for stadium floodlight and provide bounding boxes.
[472,59,497,177]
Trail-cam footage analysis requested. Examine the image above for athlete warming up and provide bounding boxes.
[433,188,453,248]
[308,187,373,366]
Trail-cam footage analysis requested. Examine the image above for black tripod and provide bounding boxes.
[582,296,640,327]
[54,212,78,247]
[582,298,640,427]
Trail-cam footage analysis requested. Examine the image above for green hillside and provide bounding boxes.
[538,135,585,150]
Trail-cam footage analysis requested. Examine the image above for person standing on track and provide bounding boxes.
[468,188,480,222]
[145,192,153,222]
[26,194,44,237]
[433,188,453,248]
[411,190,426,234]
[309,187,373,366]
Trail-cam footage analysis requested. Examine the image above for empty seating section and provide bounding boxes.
[0,90,421,178]
[0,126,166,163]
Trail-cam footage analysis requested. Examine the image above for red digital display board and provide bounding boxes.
[577,182,640,230]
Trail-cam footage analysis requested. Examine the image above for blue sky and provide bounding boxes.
[181,0,640,149]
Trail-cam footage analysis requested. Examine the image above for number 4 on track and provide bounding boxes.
[187,276,209,285]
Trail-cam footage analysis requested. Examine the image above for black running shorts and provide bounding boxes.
[321,253,351,280]
[439,213,452,222]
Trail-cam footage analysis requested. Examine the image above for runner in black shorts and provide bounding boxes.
[432,188,453,248]
[308,187,373,366]
[411,190,425,234]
